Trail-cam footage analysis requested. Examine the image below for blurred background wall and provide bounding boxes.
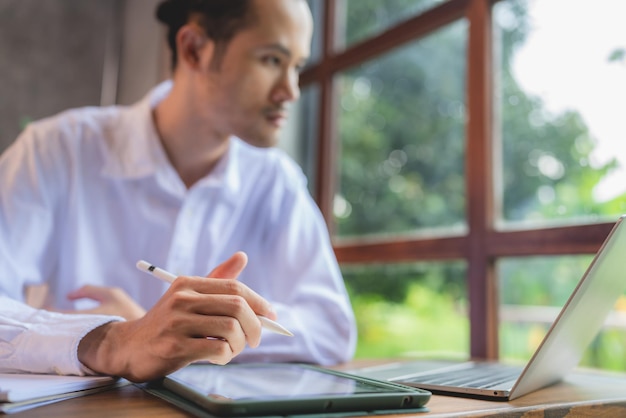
[0,0,167,152]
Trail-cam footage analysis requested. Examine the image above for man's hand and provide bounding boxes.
[65,285,147,320]
[77,252,275,382]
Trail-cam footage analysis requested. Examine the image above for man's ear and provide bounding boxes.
[176,24,214,71]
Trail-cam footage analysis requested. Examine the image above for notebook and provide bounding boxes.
[0,373,124,414]
[351,214,626,401]
[0,373,118,403]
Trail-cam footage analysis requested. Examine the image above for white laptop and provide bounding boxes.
[351,215,626,400]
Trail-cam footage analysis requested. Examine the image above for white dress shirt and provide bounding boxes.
[0,81,356,375]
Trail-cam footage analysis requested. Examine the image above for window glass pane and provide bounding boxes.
[305,0,323,68]
[279,84,319,194]
[336,0,446,51]
[498,256,626,371]
[335,20,467,239]
[343,261,468,359]
[493,0,626,228]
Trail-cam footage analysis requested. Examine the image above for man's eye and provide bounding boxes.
[262,56,282,66]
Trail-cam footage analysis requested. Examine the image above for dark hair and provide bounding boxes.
[156,0,253,70]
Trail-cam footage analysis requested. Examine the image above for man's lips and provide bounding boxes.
[265,110,288,126]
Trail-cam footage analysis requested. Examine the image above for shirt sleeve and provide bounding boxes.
[235,164,357,366]
[0,124,66,300]
[0,296,123,375]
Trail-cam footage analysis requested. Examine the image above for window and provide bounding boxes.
[280,84,320,194]
[290,0,626,370]
[335,20,468,239]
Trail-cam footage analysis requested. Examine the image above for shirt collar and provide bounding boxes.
[100,80,171,179]
[193,138,242,201]
[100,80,242,200]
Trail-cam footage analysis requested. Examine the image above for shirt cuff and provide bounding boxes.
[11,311,124,376]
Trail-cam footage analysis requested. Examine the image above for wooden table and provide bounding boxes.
[8,366,626,417]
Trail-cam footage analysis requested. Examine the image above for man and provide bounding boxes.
[0,0,356,382]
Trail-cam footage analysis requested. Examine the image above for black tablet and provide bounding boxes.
[160,363,431,417]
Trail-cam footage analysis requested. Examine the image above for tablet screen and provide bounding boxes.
[168,363,403,401]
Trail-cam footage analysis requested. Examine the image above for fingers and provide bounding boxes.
[181,337,247,366]
[66,285,106,302]
[171,275,275,321]
[162,281,263,348]
[174,312,250,355]
[64,285,146,320]
[206,252,277,321]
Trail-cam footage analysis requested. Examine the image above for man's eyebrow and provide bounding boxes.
[257,43,292,57]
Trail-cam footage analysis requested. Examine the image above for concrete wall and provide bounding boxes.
[0,0,166,152]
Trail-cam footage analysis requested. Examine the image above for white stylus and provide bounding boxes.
[136,260,293,337]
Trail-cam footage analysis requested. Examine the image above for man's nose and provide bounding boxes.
[273,69,300,103]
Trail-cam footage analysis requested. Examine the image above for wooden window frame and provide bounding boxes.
[300,0,615,360]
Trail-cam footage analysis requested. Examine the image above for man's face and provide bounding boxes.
[200,0,312,148]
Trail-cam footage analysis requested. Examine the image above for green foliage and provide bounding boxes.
[583,330,626,370]
[344,262,466,303]
[500,321,626,371]
[498,256,592,306]
[343,262,468,358]
[349,280,468,359]
[337,19,467,236]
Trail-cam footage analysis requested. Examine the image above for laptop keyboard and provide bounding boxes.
[403,363,523,389]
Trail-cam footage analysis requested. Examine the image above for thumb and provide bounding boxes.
[207,251,248,279]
